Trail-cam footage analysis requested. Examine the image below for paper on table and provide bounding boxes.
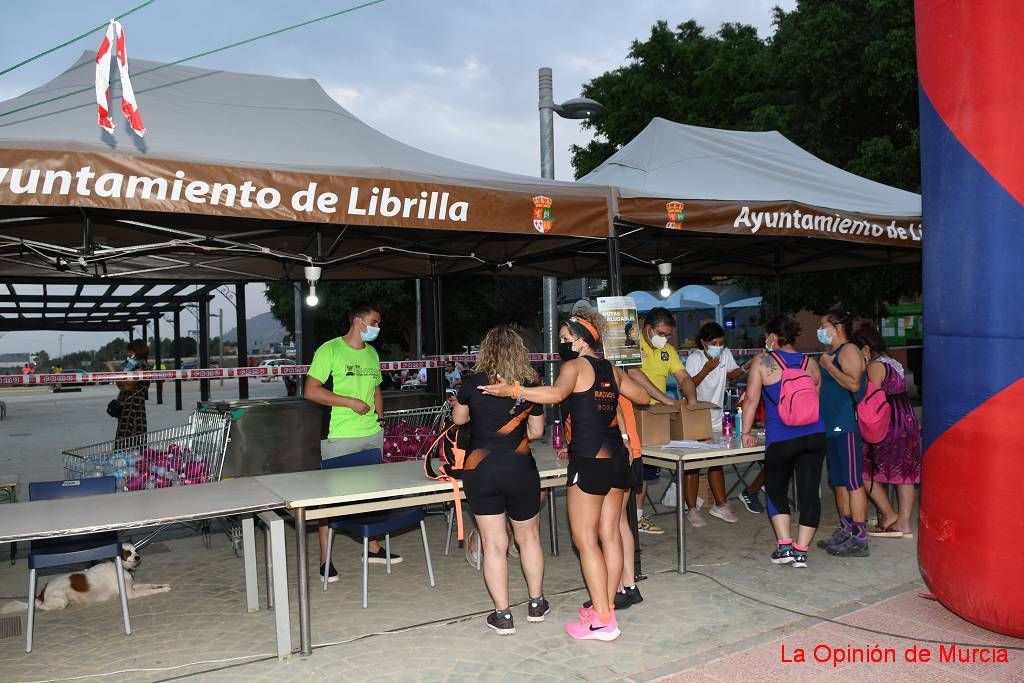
[665,440,712,449]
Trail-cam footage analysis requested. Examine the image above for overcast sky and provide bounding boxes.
[0,0,792,357]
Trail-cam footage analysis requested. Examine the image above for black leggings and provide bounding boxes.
[765,433,826,528]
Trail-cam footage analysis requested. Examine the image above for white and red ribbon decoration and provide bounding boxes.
[95,20,145,137]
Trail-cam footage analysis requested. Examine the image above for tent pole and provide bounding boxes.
[293,283,303,365]
[199,296,210,402]
[431,263,444,403]
[607,234,622,296]
[775,273,783,316]
[415,279,423,360]
[173,308,183,411]
[153,315,163,405]
[236,283,249,400]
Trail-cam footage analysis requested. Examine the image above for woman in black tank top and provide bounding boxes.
[453,326,548,634]
[480,312,649,641]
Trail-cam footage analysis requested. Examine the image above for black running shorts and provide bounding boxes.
[462,462,541,521]
[567,456,633,496]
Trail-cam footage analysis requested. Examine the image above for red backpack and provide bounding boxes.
[857,376,892,444]
[767,351,820,426]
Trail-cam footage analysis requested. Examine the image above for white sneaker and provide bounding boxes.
[660,482,677,506]
[686,508,706,528]
[683,496,703,512]
[709,503,738,523]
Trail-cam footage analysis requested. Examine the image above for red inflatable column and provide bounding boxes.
[916,1,1024,637]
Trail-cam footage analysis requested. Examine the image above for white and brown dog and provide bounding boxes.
[2,542,170,613]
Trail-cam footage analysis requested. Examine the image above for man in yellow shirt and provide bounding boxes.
[626,307,697,533]
[305,303,401,583]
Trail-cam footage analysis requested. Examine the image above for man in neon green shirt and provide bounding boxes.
[305,303,401,582]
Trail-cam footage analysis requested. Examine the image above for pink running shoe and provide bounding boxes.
[565,609,621,641]
[577,604,596,619]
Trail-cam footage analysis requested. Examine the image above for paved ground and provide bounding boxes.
[0,382,1018,682]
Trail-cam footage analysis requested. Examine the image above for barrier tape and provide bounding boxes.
[0,346,922,386]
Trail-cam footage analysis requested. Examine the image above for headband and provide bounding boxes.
[566,317,600,348]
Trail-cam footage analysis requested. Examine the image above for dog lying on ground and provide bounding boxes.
[2,542,170,612]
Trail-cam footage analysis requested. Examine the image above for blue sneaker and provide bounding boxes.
[739,490,764,514]
[771,544,795,564]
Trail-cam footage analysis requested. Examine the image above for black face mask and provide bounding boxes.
[558,341,579,362]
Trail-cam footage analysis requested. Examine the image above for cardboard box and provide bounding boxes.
[634,405,671,446]
[644,401,716,441]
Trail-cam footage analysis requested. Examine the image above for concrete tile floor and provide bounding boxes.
[2,384,1007,682]
[0,491,938,683]
[670,590,1023,682]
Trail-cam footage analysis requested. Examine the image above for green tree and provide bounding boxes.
[572,20,771,178]
[572,2,919,192]
[739,265,921,318]
[570,1,921,313]
[266,281,417,359]
[265,276,543,358]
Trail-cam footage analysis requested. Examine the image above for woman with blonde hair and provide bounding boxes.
[481,310,649,641]
[453,326,548,635]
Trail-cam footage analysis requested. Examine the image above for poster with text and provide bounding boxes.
[597,296,642,366]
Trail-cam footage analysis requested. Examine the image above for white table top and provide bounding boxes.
[641,435,766,462]
[256,446,568,510]
[0,478,284,543]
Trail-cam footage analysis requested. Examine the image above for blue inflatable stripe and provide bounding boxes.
[920,88,1024,450]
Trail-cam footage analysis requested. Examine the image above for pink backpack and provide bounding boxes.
[857,378,892,444]
[768,351,820,426]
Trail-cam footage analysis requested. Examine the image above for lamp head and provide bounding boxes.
[657,262,672,277]
[304,266,322,283]
[556,97,604,120]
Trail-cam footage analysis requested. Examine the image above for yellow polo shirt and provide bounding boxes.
[639,333,683,403]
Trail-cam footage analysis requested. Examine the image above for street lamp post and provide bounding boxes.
[537,67,603,386]
[58,334,64,367]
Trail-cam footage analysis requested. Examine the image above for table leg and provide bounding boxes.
[241,515,259,613]
[258,511,292,660]
[295,507,311,656]
[547,486,559,556]
[676,463,686,574]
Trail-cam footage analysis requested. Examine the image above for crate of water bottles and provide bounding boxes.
[62,411,232,491]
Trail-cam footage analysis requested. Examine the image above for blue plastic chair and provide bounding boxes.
[25,477,129,652]
[320,448,435,608]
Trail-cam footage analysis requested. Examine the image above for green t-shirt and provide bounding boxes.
[307,337,383,439]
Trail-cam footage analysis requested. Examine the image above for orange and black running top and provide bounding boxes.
[457,372,543,470]
[561,356,626,461]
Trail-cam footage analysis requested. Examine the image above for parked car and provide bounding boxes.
[51,368,95,392]
[259,358,298,382]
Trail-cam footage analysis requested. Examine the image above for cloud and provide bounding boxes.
[325,86,360,107]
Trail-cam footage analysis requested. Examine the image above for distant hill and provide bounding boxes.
[224,311,287,348]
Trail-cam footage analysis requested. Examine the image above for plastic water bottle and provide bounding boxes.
[722,411,733,438]
[735,407,744,440]
[552,420,564,449]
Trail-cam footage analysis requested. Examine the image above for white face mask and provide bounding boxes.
[649,334,668,349]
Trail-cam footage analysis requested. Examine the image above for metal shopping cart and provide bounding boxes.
[62,411,234,550]
[381,403,453,463]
